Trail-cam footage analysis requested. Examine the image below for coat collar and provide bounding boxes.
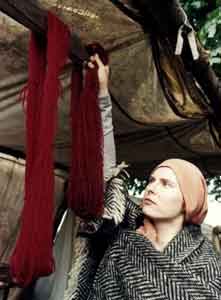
[121,224,205,264]
[163,224,205,263]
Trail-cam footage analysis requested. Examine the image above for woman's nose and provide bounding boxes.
[145,182,157,195]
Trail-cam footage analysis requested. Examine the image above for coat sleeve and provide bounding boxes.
[63,170,132,300]
[98,93,142,230]
[99,93,116,182]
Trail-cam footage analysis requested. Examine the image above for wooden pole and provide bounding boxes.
[0,0,89,64]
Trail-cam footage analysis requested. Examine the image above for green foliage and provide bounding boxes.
[208,176,221,202]
[128,177,147,197]
[180,0,221,76]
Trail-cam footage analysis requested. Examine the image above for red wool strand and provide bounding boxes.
[10,12,70,287]
[68,67,104,219]
[68,43,108,219]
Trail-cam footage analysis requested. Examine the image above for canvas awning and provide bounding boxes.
[0,0,221,178]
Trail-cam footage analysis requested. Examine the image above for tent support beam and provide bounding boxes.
[110,0,221,120]
[0,0,89,64]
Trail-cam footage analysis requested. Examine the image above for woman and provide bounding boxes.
[87,159,221,300]
[64,55,221,300]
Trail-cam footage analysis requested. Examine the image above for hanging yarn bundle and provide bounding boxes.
[10,12,70,287]
[68,43,109,219]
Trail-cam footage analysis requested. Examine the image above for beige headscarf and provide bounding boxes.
[154,158,208,224]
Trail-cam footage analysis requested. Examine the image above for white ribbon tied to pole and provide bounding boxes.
[175,10,199,60]
[187,29,200,60]
[175,25,184,56]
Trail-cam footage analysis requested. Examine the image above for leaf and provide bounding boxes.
[208,23,217,38]
[211,47,221,57]
[190,0,205,9]
[207,8,221,23]
[210,57,221,65]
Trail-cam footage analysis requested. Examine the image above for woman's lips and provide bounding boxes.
[143,198,156,205]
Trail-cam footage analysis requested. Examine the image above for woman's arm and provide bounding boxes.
[88,54,116,182]
[99,93,116,182]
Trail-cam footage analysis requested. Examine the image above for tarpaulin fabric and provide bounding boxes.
[0,153,66,299]
[0,0,220,179]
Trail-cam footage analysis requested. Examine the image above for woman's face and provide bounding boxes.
[142,167,184,221]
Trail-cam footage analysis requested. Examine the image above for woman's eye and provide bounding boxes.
[162,180,170,187]
[148,178,154,184]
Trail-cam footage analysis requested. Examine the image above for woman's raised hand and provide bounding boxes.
[87,54,109,97]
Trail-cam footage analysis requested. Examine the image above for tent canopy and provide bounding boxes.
[0,0,221,178]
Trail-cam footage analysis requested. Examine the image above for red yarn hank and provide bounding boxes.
[10,12,70,287]
[68,44,108,219]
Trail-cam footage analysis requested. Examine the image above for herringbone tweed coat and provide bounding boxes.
[88,224,221,299]
[66,173,221,300]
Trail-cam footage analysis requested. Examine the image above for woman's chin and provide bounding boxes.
[142,206,156,218]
